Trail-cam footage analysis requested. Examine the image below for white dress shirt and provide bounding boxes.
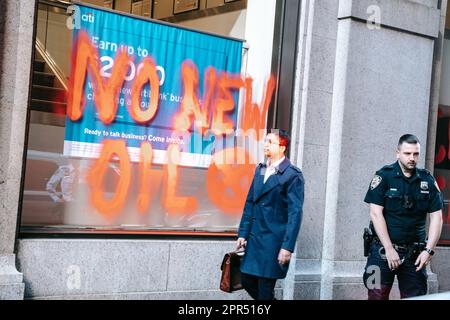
[263,156,285,184]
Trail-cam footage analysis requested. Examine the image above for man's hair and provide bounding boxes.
[270,128,290,153]
[398,134,420,147]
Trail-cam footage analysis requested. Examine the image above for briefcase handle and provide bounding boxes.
[221,248,245,271]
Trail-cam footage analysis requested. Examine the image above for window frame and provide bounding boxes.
[17,0,300,238]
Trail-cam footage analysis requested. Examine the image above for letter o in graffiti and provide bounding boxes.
[206,147,255,215]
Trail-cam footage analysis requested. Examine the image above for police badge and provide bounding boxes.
[420,181,429,191]
[370,175,382,190]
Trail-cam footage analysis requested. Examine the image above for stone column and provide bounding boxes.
[0,0,37,299]
[289,0,340,300]
[319,0,441,299]
[425,0,448,170]
[428,0,450,292]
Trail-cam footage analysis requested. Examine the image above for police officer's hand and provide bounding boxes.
[415,251,431,271]
[236,237,247,250]
[278,249,292,265]
[385,247,402,270]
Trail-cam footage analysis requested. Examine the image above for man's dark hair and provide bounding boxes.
[398,134,420,147]
[270,128,290,153]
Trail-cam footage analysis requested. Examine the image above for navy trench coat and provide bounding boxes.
[238,158,304,279]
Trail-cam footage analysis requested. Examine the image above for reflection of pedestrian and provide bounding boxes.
[46,164,76,203]
[236,129,304,300]
[363,134,443,299]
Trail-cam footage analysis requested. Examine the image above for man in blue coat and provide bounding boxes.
[236,129,305,300]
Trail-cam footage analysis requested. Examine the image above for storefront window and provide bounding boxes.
[20,0,280,235]
[434,5,450,245]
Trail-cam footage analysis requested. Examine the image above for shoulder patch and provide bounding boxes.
[434,180,441,193]
[370,175,383,190]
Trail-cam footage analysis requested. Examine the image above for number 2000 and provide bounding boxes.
[100,56,166,86]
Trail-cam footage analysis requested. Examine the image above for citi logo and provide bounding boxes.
[82,12,95,23]
[66,5,95,30]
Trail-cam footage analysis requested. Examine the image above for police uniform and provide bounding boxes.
[363,161,443,300]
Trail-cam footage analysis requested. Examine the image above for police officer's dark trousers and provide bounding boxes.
[363,242,427,300]
[241,272,277,300]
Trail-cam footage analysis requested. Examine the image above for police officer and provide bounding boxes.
[363,134,443,300]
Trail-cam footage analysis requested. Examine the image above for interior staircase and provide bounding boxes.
[31,58,67,115]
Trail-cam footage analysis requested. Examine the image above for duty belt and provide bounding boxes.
[372,237,426,261]
[373,237,413,251]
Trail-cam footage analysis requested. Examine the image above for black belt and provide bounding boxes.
[372,237,417,252]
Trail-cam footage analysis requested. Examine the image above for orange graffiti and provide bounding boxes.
[131,58,160,124]
[241,77,276,140]
[173,61,214,133]
[66,34,279,218]
[162,144,198,214]
[67,31,130,124]
[137,141,163,214]
[87,140,131,217]
[211,75,244,135]
[206,147,255,215]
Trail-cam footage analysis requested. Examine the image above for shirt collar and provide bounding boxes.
[394,161,420,182]
[267,156,286,169]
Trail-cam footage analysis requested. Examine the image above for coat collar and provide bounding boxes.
[277,157,290,174]
[254,158,291,202]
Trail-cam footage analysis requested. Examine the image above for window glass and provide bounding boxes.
[21,0,276,235]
